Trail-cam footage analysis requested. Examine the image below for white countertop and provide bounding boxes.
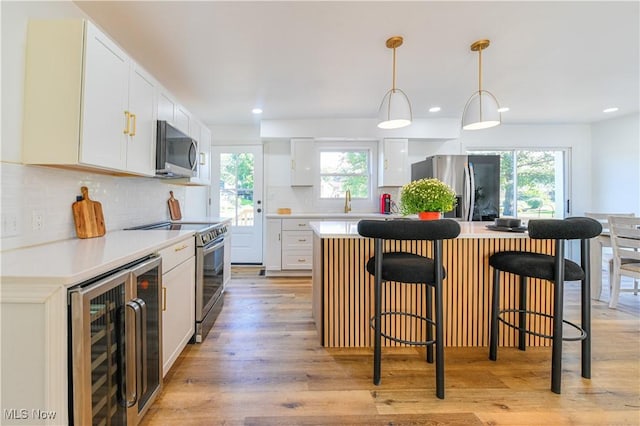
[266,212,401,219]
[0,230,194,287]
[176,216,232,224]
[309,220,529,239]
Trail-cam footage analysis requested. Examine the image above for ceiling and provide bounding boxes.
[74,1,639,128]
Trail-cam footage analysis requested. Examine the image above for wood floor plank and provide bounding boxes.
[140,267,640,426]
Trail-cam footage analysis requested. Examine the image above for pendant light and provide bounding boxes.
[462,39,501,130]
[377,36,412,129]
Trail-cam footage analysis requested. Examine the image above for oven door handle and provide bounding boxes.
[203,239,224,255]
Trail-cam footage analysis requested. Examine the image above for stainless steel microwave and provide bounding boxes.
[156,120,198,178]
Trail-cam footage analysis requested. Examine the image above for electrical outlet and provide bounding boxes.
[32,211,44,231]
[2,213,20,237]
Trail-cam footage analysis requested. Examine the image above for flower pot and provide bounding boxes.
[418,211,441,220]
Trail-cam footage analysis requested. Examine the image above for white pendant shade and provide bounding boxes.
[462,90,501,130]
[378,88,412,129]
[377,36,412,130]
[462,39,501,131]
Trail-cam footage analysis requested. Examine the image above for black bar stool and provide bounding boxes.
[488,217,602,394]
[357,219,460,399]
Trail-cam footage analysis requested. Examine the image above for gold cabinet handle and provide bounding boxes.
[297,258,306,262]
[130,113,137,136]
[291,160,295,170]
[162,286,167,311]
[123,111,131,135]
[174,244,189,252]
[199,152,206,165]
[298,239,307,242]
[384,159,388,170]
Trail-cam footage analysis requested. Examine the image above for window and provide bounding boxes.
[319,149,370,198]
[468,149,568,219]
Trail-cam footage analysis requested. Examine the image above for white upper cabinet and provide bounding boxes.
[378,138,409,187]
[157,91,177,123]
[198,125,212,185]
[23,20,156,176]
[290,138,315,186]
[175,105,191,135]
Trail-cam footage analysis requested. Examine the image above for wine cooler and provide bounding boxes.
[68,256,162,425]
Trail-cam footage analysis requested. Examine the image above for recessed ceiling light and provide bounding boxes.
[603,107,619,113]
[429,106,441,113]
[252,108,263,114]
[497,107,510,113]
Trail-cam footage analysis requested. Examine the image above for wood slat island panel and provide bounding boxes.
[311,222,555,348]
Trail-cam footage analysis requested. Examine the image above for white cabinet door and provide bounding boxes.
[265,219,282,271]
[126,64,156,176]
[175,105,190,135]
[378,138,409,187]
[157,90,176,123]
[198,125,212,185]
[162,256,195,377]
[290,139,315,186]
[80,22,129,170]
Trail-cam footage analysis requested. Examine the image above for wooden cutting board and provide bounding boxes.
[168,191,182,220]
[72,186,106,238]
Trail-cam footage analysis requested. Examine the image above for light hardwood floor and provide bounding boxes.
[141,267,640,426]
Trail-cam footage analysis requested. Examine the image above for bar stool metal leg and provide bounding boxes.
[426,285,434,364]
[434,240,445,399]
[373,239,383,385]
[551,241,565,394]
[581,240,591,379]
[489,268,500,361]
[518,275,528,351]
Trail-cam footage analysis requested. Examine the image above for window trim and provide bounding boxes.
[314,140,378,207]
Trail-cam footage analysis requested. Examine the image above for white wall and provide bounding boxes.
[0,1,202,250]
[590,113,640,215]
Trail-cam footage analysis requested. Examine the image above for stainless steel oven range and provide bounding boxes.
[127,221,228,343]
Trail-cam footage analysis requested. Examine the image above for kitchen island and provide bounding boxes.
[310,220,555,348]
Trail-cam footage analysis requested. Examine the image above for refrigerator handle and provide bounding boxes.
[134,298,148,396]
[125,301,141,407]
[468,162,476,221]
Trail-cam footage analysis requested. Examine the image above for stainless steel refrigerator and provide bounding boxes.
[411,155,501,221]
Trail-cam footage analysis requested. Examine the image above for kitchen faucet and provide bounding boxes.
[344,189,351,213]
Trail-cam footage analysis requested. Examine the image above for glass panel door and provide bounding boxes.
[211,145,263,264]
[69,271,129,426]
[469,150,567,219]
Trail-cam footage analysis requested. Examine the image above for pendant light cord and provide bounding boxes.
[392,46,397,92]
[478,47,483,92]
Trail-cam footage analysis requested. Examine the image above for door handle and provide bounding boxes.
[125,301,140,407]
[130,113,137,137]
[133,298,148,397]
[123,111,131,135]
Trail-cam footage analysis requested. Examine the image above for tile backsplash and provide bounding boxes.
[0,163,189,250]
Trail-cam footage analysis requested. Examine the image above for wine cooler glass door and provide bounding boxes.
[69,269,130,426]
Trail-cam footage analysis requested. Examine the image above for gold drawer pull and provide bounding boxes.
[162,287,167,311]
[297,258,306,262]
[174,244,189,252]
[123,111,131,135]
[298,223,306,227]
[298,239,307,242]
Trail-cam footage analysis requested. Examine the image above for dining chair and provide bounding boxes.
[584,212,635,300]
[488,217,602,394]
[357,219,461,399]
[607,216,640,309]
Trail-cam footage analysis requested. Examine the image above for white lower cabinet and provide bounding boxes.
[159,237,195,377]
[265,218,313,273]
[265,219,282,272]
